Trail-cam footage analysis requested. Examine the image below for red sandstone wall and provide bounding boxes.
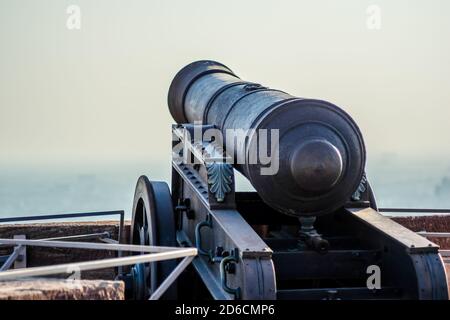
[392,215,450,249]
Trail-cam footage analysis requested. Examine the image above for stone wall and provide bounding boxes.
[391,215,450,249]
[0,279,124,300]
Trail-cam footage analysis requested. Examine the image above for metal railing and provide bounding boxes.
[414,228,450,264]
[0,210,125,273]
[0,238,197,300]
[0,210,125,244]
[377,208,450,263]
[417,232,450,238]
[0,211,198,299]
[379,208,450,214]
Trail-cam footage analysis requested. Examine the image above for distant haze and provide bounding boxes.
[1,1,450,217]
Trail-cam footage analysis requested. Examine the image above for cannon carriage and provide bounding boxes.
[126,61,448,300]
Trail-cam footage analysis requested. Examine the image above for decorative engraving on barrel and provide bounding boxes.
[206,162,233,202]
[243,83,268,91]
[352,173,367,201]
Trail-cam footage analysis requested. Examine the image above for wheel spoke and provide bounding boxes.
[138,225,146,247]
[142,205,147,230]
[144,226,150,245]
[133,222,141,245]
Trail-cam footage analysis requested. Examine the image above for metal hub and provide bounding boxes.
[290,139,343,193]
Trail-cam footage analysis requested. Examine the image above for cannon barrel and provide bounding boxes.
[168,60,366,217]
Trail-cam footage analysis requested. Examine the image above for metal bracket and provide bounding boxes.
[175,198,195,220]
[0,235,27,272]
[352,173,367,201]
[195,215,213,257]
[348,207,439,253]
[172,124,236,208]
[220,248,241,299]
[13,235,27,269]
[298,217,329,253]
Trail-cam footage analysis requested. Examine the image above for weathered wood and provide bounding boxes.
[0,279,124,300]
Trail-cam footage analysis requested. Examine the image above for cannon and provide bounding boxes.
[124,61,448,300]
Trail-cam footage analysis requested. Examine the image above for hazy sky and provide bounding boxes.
[1,0,450,168]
